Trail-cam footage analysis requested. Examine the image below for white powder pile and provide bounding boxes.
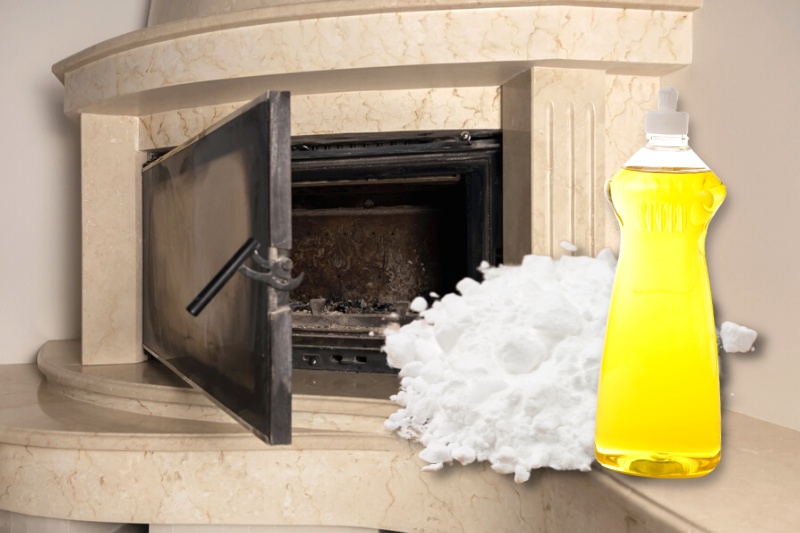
[560,240,578,253]
[384,251,759,483]
[719,321,758,353]
[409,296,428,313]
[383,250,618,483]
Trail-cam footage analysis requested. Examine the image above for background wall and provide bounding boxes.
[664,0,800,431]
[0,0,798,432]
[0,0,149,364]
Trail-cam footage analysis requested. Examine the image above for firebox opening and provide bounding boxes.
[289,130,502,374]
[290,175,468,313]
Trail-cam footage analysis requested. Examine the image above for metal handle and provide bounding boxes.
[186,238,259,317]
[239,253,305,291]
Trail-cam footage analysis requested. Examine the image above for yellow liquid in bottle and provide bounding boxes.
[595,167,726,478]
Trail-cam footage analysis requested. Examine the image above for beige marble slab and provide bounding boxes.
[55,0,701,80]
[57,4,693,116]
[146,0,703,28]
[503,67,609,260]
[607,413,800,532]
[3,340,800,531]
[0,349,544,529]
[81,114,147,365]
[38,341,399,432]
[138,87,501,150]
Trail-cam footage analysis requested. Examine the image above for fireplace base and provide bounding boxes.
[1,340,797,532]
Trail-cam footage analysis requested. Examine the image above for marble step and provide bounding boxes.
[37,340,399,436]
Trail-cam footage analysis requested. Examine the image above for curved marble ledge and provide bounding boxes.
[57,0,702,77]
[145,0,703,28]
[54,2,695,117]
[3,341,800,530]
[38,340,400,434]
[1,343,547,528]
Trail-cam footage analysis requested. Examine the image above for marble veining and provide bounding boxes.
[55,1,701,77]
[61,5,691,115]
[138,87,501,150]
[144,0,703,28]
[290,87,501,136]
[80,115,146,365]
[65,0,695,365]
[0,345,544,529]
[37,341,398,430]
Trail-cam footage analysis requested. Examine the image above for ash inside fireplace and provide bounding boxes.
[289,130,501,374]
[291,299,397,314]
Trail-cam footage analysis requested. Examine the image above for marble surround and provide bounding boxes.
[51,0,692,366]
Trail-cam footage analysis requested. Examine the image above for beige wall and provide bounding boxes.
[0,0,149,364]
[664,0,800,431]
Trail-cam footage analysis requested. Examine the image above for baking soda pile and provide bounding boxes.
[383,250,618,483]
[719,321,758,353]
[383,250,757,483]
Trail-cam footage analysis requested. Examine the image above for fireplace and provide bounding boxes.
[142,92,501,444]
[0,0,704,528]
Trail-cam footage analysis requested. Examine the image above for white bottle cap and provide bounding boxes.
[645,87,689,135]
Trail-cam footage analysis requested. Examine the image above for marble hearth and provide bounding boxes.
[10,0,800,531]
[1,341,799,531]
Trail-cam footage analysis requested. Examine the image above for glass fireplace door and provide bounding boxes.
[142,91,293,445]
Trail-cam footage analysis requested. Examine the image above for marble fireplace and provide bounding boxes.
[12,1,794,531]
[61,0,699,369]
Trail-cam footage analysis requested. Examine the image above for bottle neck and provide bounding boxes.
[646,133,689,148]
[623,132,708,171]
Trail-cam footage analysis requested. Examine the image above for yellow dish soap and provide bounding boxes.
[594,87,726,478]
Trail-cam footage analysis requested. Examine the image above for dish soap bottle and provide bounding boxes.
[594,87,726,478]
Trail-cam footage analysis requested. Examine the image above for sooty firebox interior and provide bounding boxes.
[289,130,501,373]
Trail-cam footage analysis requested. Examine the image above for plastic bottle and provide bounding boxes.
[594,87,726,478]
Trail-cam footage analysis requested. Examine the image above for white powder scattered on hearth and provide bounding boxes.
[719,321,758,353]
[383,250,617,483]
[384,251,759,483]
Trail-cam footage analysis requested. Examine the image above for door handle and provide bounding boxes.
[186,238,260,316]
[187,238,304,317]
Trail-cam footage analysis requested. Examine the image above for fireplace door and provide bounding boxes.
[141,91,501,445]
[142,91,293,445]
